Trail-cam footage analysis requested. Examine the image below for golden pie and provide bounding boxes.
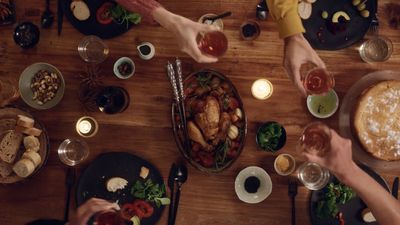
[354,80,400,161]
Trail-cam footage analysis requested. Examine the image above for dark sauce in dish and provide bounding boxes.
[139,45,151,55]
[244,176,260,193]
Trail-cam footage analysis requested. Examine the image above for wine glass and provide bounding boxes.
[78,36,109,64]
[197,31,228,57]
[303,68,335,96]
[57,139,89,167]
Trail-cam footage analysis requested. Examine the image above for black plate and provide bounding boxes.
[310,165,389,225]
[76,152,165,225]
[303,0,377,50]
[63,0,134,39]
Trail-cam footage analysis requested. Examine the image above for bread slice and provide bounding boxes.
[23,136,40,152]
[70,1,90,21]
[140,166,149,179]
[12,159,35,178]
[17,115,34,129]
[22,150,41,167]
[0,161,13,177]
[15,126,42,137]
[0,119,16,132]
[0,130,23,163]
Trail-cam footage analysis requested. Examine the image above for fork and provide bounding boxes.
[369,1,379,35]
[288,179,298,225]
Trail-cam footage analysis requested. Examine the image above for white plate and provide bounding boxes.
[234,166,272,204]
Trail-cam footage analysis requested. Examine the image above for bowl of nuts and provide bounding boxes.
[19,63,65,110]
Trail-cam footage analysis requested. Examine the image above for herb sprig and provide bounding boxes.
[131,179,170,207]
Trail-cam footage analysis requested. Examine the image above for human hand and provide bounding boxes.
[302,129,358,184]
[152,8,219,63]
[283,33,326,96]
[69,198,119,225]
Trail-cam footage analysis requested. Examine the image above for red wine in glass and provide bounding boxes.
[303,68,335,95]
[197,31,228,57]
[96,86,130,114]
[297,122,331,157]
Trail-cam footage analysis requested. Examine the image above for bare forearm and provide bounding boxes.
[340,165,400,225]
[115,0,161,22]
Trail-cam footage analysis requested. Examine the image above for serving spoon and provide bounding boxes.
[168,164,188,225]
[41,0,54,28]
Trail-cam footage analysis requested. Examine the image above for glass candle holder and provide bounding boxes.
[76,116,99,138]
[251,79,273,100]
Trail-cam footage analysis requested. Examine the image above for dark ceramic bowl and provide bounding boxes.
[13,22,40,49]
[256,121,287,152]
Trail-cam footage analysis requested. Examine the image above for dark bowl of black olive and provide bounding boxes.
[13,22,40,49]
[113,57,135,79]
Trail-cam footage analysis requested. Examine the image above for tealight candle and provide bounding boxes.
[251,79,273,100]
[76,116,99,138]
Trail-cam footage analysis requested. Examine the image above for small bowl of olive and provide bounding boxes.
[113,57,135,79]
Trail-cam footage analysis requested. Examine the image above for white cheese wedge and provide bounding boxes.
[106,177,128,192]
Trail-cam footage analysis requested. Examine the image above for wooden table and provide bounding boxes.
[0,0,399,225]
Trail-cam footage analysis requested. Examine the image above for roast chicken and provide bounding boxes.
[194,96,220,141]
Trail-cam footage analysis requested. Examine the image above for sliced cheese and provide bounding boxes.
[13,159,35,178]
[298,1,312,20]
[140,166,150,179]
[70,1,90,21]
[22,150,42,167]
[106,177,128,192]
[362,208,376,223]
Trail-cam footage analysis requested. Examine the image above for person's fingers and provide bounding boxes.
[78,203,118,225]
[311,54,326,69]
[302,152,324,165]
[185,39,218,63]
[197,23,219,32]
[285,62,307,97]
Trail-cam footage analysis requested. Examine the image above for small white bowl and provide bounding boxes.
[307,89,339,119]
[274,154,296,176]
[113,57,135,79]
[234,166,272,204]
[137,42,155,60]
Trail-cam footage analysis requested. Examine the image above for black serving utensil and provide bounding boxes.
[167,164,178,225]
[202,11,232,23]
[288,179,298,225]
[169,164,188,225]
[57,0,64,35]
[256,0,268,20]
[41,0,54,28]
[392,177,399,199]
[64,167,76,222]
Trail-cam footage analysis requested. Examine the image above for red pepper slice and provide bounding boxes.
[120,203,141,221]
[96,2,114,25]
[132,200,154,218]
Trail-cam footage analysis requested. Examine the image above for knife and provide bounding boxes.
[392,177,399,199]
[57,0,64,35]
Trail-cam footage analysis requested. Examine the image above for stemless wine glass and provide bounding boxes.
[297,122,332,190]
[303,68,335,96]
[58,139,90,167]
[94,211,125,225]
[96,86,130,114]
[78,35,109,64]
[197,31,228,57]
[297,122,332,157]
[359,36,393,63]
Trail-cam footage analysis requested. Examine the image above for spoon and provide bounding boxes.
[168,164,188,225]
[202,11,232,23]
[41,0,54,28]
[256,0,269,21]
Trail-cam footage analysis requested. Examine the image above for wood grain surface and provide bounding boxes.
[0,0,399,225]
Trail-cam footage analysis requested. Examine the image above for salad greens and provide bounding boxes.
[131,179,170,207]
[110,5,141,29]
[257,122,283,151]
[316,182,356,219]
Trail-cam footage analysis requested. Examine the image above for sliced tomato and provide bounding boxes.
[132,200,154,218]
[96,2,114,25]
[198,151,214,168]
[120,203,141,221]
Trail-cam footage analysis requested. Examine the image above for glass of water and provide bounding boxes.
[58,139,90,166]
[297,162,330,190]
[78,35,109,64]
[359,36,393,63]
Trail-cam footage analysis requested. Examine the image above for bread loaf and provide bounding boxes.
[15,126,42,137]
[12,159,35,178]
[22,150,41,167]
[23,136,40,152]
[0,161,13,177]
[0,131,23,163]
[17,115,34,128]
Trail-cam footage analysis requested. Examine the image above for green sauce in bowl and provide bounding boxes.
[307,90,339,118]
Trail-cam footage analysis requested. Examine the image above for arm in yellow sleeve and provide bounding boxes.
[266,0,305,39]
